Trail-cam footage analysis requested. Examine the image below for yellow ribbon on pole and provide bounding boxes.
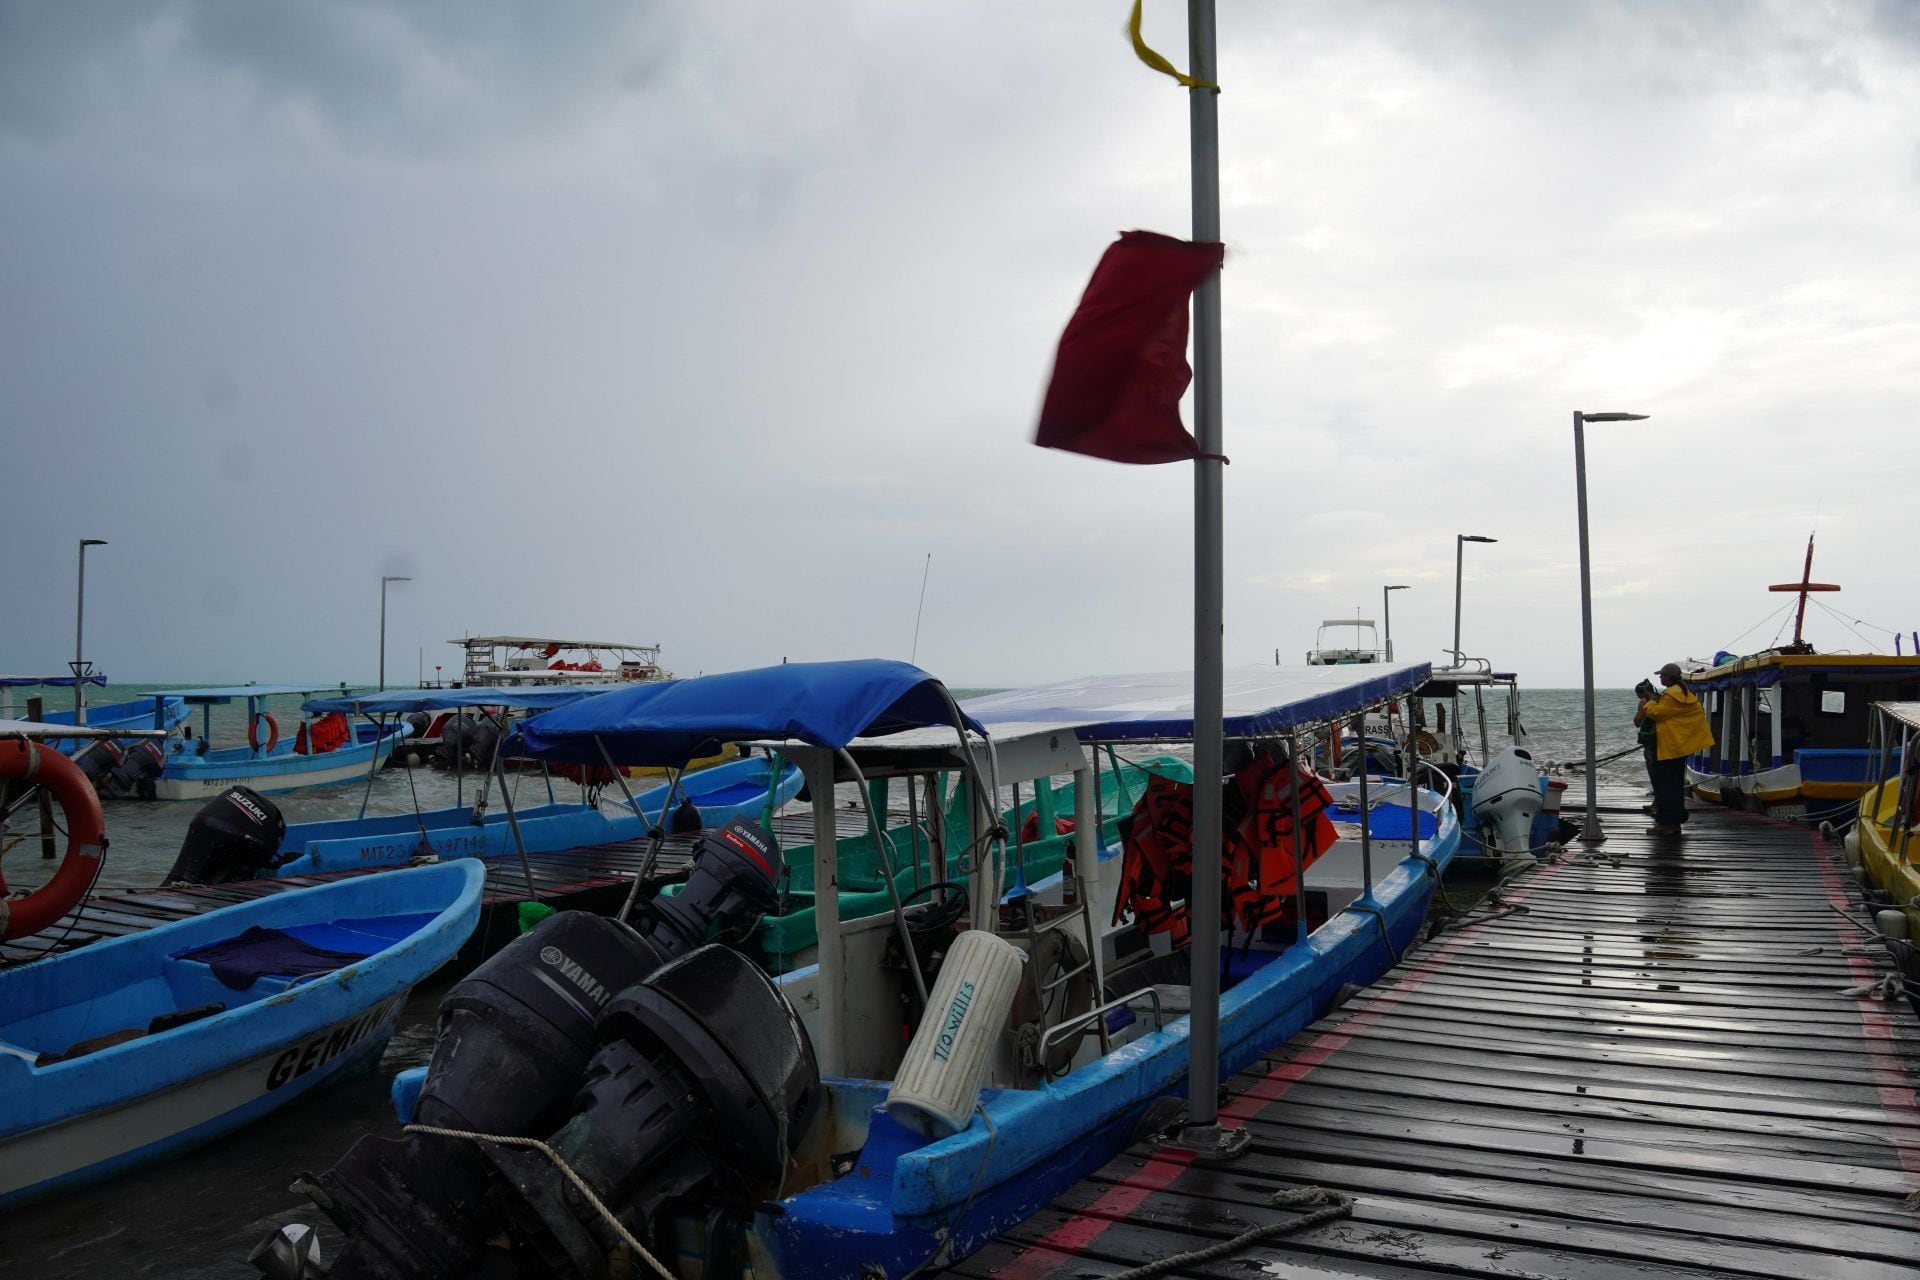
[1127,0,1219,90]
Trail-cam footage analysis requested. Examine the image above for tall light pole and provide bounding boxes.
[1451,534,1497,667]
[73,538,107,725]
[1382,584,1410,662]
[1574,410,1650,844]
[379,576,412,691]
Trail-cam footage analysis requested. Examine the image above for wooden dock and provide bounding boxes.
[0,809,865,968]
[948,803,1920,1279]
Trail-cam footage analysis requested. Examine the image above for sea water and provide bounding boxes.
[0,682,1647,1277]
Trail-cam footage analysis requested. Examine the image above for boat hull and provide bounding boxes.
[752,800,1461,1278]
[153,723,408,801]
[0,994,405,1209]
[273,758,804,876]
[0,861,483,1208]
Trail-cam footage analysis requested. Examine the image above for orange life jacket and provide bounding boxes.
[1114,753,1337,950]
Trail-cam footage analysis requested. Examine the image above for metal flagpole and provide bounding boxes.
[1170,0,1245,1159]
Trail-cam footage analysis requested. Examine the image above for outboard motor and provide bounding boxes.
[106,740,167,801]
[494,945,818,1278]
[401,711,431,741]
[466,718,502,768]
[433,714,477,769]
[1471,747,1543,858]
[164,787,286,884]
[74,741,124,790]
[289,818,795,1280]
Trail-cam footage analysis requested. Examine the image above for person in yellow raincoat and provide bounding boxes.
[1635,663,1715,835]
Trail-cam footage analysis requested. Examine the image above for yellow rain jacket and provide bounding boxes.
[1641,685,1714,761]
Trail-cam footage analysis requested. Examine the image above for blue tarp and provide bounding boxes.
[512,660,981,766]
[302,685,612,715]
[962,662,1433,741]
[0,675,106,689]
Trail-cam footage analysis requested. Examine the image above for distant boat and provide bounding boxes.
[1305,616,1384,665]
[1682,538,1920,821]
[148,685,409,801]
[273,754,804,876]
[0,859,483,1209]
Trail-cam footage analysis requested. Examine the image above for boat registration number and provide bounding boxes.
[266,993,407,1090]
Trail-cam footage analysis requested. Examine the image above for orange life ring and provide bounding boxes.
[0,739,107,941]
[248,711,280,753]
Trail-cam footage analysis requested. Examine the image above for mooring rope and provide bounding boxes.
[1101,1186,1354,1279]
[402,1124,676,1280]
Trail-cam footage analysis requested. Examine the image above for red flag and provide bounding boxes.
[1034,230,1223,464]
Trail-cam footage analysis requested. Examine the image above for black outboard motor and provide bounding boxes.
[163,787,286,884]
[669,795,704,834]
[433,714,477,769]
[107,740,168,801]
[496,944,819,1279]
[297,817,793,1280]
[75,741,124,790]
[465,718,501,769]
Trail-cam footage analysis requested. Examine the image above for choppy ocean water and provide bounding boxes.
[0,680,1645,1277]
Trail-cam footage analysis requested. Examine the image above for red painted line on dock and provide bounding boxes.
[990,850,1580,1277]
[1813,831,1920,1193]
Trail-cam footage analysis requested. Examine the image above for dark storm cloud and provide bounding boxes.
[0,0,679,149]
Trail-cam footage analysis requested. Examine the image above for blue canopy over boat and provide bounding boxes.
[0,675,106,689]
[301,686,612,715]
[512,659,982,766]
[962,661,1433,741]
[154,685,352,703]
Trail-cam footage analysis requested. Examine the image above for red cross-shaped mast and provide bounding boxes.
[1767,532,1841,651]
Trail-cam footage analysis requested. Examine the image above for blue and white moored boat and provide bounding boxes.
[284,659,1457,1279]
[0,859,483,1209]
[268,684,804,875]
[147,685,408,801]
[0,675,188,755]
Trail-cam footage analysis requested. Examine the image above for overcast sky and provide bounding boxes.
[5,1,1918,690]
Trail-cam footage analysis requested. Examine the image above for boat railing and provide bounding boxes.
[1038,985,1164,1066]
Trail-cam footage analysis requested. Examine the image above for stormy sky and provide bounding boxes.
[4,1,1918,690]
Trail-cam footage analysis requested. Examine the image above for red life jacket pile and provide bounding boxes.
[1113,752,1339,949]
[294,712,352,756]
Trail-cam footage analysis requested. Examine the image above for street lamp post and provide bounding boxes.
[73,538,107,725]
[379,576,412,692]
[1573,410,1651,845]
[1382,584,1410,662]
[1451,534,1497,667]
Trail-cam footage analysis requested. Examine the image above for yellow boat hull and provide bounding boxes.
[1855,778,1920,934]
[621,741,743,779]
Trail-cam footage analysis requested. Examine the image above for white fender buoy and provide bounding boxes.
[1845,827,1862,861]
[886,931,1025,1138]
[1877,909,1910,941]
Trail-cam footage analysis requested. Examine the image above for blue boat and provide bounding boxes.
[302,659,1457,1279]
[274,755,804,875]
[0,675,187,756]
[147,685,408,801]
[0,859,483,1209]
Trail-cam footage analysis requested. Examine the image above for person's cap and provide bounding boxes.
[1659,662,1683,680]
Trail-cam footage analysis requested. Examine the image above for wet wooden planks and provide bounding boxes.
[951,805,1920,1279]
[0,808,849,967]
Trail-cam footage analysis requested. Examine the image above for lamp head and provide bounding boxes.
[81,538,107,547]
[1460,535,1497,544]
[1385,584,1410,591]
[382,575,413,584]
[1578,411,1650,423]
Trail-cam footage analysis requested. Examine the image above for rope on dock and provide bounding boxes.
[402,1123,676,1280]
[1099,1186,1354,1279]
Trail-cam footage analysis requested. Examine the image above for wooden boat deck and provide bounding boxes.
[0,808,866,968]
[947,803,1920,1279]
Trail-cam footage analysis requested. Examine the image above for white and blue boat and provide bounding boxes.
[0,859,483,1209]
[0,675,187,755]
[268,684,804,876]
[147,685,408,801]
[300,659,1457,1279]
